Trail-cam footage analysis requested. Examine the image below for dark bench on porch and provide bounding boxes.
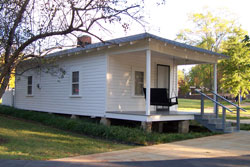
[143,88,178,111]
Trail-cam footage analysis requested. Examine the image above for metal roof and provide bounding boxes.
[48,33,227,58]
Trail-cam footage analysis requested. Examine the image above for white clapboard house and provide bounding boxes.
[2,33,227,132]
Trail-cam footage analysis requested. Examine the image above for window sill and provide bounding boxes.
[26,95,34,97]
[69,95,82,98]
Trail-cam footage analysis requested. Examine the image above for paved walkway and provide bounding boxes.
[55,131,250,162]
[1,131,250,167]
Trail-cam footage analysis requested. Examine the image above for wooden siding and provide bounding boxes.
[14,54,107,117]
[107,53,178,112]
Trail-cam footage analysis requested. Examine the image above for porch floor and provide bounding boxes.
[105,111,196,122]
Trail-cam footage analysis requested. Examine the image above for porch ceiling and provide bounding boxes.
[151,51,213,65]
[111,49,217,65]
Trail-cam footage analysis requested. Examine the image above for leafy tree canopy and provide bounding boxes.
[220,29,250,102]
[176,9,236,52]
[176,9,243,91]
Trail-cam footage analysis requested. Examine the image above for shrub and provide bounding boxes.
[240,124,250,130]
[0,105,216,145]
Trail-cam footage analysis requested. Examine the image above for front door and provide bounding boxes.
[157,65,170,89]
[157,65,170,111]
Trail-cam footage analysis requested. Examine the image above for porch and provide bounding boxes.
[106,40,222,117]
[104,34,225,132]
[104,110,195,133]
[105,111,195,122]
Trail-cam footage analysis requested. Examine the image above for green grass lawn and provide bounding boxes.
[218,108,250,119]
[178,98,214,110]
[0,115,133,160]
[178,98,232,110]
[178,98,250,119]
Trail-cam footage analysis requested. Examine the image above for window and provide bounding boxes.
[134,71,144,96]
[72,71,79,95]
[27,76,32,95]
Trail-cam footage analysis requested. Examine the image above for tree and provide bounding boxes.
[188,65,213,89]
[177,10,236,52]
[0,0,164,99]
[220,30,250,106]
[176,10,238,90]
[178,70,190,95]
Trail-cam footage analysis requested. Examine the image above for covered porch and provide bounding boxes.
[104,34,224,131]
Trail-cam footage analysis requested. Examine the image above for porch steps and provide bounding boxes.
[194,114,237,133]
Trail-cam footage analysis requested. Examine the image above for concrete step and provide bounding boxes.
[214,122,232,129]
[224,127,237,133]
[195,114,216,120]
[215,127,237,133]
[208,118,223,124]
[194,114,236,133]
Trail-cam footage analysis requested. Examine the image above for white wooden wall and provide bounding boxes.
[14,54,107,117]
[2,89,14,106]
[107,53,178,112]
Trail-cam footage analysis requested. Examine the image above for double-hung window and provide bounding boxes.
[134,71,144,96]
[72,71,79,95]
[27,76,32,95]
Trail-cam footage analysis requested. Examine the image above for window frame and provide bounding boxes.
[132,67,145,97]
[69,69,81,98]
[71,71,80,96]
[27,76,33,96]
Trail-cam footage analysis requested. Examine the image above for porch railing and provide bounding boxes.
[195,90,246,131]
[210,91,246,131]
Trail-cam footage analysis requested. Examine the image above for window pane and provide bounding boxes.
[72,71,79,83]
[135,83,143,95]
[28,76,32,85]
[27,76,32,95]
[27,86,32,95]
[72,84,79,95]
[135,71,144,95]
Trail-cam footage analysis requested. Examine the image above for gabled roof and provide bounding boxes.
[48,33,227,58]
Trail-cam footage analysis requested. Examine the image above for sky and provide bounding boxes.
[145,0,250,39]
[102,0,250,40]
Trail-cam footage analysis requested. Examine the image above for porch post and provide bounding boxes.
[146,49,151,116]
[213,63,218,115]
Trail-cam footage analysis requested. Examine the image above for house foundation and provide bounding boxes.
[100,117,111,126]
[141,121,152,132]
[158,122,164,133]
[71,114,79,119]
[178,120,189,133]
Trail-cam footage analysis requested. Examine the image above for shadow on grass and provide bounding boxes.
[0,116,131,160]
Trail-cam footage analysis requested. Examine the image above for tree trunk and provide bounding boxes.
[0,74,11,99]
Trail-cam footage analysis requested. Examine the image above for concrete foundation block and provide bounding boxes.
[100,117,111,126]
[71,115,79,119]
[178,120,189,133]
[141,121,152,133]
[158,122,164,133]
